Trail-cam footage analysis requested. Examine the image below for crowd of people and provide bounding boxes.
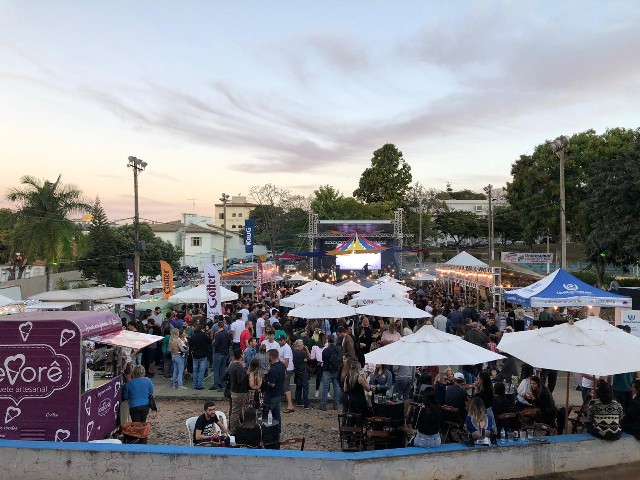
[116,281,640,448]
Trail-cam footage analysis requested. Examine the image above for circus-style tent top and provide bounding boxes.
[327,232,387,255]
[504,268,632,308]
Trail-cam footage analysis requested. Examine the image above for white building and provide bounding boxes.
[149,214,266,270]
[214,195,258,232]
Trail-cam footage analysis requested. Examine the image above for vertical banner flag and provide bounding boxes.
[245,219,254,254]
[257,259,263,299]
[160,260,174,300]
[123,258,136,318]
[204,262,222,320]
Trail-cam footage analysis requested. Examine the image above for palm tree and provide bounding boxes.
[6,175,91,290]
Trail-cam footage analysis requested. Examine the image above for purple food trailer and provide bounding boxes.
[0,311,161,442]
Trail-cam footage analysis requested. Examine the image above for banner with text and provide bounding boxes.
[204,262,222,320]
[160,260,174,300]
[123,258,135,318]
[256,260,263,299]
[620,309,640,338]
[244,219,254,253]
[501,252,554,264]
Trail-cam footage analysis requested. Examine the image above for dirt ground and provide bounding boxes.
[147,398,341,451]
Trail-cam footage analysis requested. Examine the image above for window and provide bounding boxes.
[218,213,224,219]
[232,213,237,218]
[231,225,237,229]
[238,213,243,218]
[474,205,484,212]
[191,237,202,247]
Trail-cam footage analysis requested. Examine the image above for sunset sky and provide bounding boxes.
[1,1,639,223]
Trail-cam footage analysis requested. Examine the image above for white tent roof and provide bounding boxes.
[167,284,238,304]
[0,294,19,307]
[355,296,432,319]
[287,274,311,282]
[335,280,368,292]
[25,301,79,311]
[444,251,489,267]
[295,280,338,292]
[29,287,130,302]
[280,291,343,308]
[287,296,357,319]
[412,272,437,282]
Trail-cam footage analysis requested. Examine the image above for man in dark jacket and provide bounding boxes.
[210,321,231,390]
[189,325,210,390]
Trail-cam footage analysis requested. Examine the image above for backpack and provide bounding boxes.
[325,347,341,373]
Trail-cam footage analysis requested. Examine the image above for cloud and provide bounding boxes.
[0,38,54,75]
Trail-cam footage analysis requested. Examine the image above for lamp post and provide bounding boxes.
[483,184,494,263]
[219,193,230,273]
[127,156,147,298]
[549,136,569,269]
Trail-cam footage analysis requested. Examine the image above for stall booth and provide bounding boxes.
[0,311,161,442]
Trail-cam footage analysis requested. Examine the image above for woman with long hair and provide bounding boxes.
[465,397,494,440]
[587,378,623,440]
[343,358,371,417]
[246,358,263,411]
[414,387,442,448]
[474,370,494,411]
[234,406,262,448]
[168,328,187,389]
[529,375,559,427]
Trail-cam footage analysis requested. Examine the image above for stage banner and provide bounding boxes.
[620,309,640,338]
[123,258,135,318]
[256,260,263,298]
[501,252,553,263]
[160,260,174,300]
[245,219,254,253]
[204,262,222,320]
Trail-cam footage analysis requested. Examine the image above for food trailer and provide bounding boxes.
[0,311,161,442]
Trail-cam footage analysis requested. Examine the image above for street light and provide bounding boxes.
[549,135,570,269]
[128,156,147,298]
[219,193,230,273]
[483,184,494,262]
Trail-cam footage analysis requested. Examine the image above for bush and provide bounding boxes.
[569,270,613,287]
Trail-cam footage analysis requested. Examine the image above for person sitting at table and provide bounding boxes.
[445,373,469,422]
[434,370,453,405]
[343,358,371,417]
[193,401,230,445]
[235,406,262,448]
[515,364,534,411]
[587,379,623,441]
[414,387,442,448]
[492,381,518,433]
[621,379,640,439]
[528,375,563,433]
[369,364,393,396]
[465,397,494,441]
[474,370,494,412]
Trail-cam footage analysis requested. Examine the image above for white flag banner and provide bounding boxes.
[204,262,222,320]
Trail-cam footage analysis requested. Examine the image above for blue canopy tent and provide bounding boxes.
[504,268,632,308]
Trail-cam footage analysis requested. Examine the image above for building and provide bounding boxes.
[149,214,266,270]
[213,195,258,232]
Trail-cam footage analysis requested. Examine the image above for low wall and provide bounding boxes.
[0,434,638,480]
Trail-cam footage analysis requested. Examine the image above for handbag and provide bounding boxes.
[122,421,151,439]
[148,393,157,412]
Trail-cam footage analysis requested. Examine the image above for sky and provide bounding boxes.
[1,1,639,223]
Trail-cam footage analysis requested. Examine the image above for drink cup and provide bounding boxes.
[527,428,534,439]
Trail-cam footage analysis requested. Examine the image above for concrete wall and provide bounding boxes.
[0,434,638,480]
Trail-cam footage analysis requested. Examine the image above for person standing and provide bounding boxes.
[168,328,188,389]
[189,325,210,390]
[255,311,268,340]
[240,321,254,352]
[230,313,245,352]
[432,309,447,332]
[320,335,342,410]
[292,339,311,409]
[122,365,154,444]
[263,348,286,433]
[227,349,248,434]
[338,326,356,360]
[278,334,296,413]
[211,321,231,391]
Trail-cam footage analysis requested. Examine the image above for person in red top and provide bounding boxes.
[239,321,254,352]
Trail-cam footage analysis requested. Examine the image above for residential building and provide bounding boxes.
[214,195,258,232]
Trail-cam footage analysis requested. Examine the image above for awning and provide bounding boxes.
[25,301,79,310]
[87,330,163,349]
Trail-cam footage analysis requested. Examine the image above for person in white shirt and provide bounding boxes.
[269,308,280,327]
[262,330,279,353]
[230,313,245,350]
[238,303,250,323]
[255,311,267,340]
[151,307,164,326]
[310,332,327,398]
[278,334,296,413]
[433,309,447,332]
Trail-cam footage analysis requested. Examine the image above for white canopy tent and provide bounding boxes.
[29,287,130,302]
[280,291,343,308]
[444,251,489,267]
[335,280,368,293]
[167,284,238,304]
[287,274,311,282]
[348,283,410,306]
[355,296,432,319]
[287,296,357,319]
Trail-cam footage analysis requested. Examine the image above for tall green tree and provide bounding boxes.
[6,175,90,290]
[311,185,392,220]
[76,197,121,286]
[492,205,525,245]
[434,210,484,249]
[249,184,292,254]
[353,144,412,209]
[404,183,447,248]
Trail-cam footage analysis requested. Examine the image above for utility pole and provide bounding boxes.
[220,193,230,273]
[128,156,147,298]
[418,201,423,265]
[549,136,569,270]
[484,184,493,263]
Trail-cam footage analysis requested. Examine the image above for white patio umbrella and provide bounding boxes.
[378,274,402,283]
[575,315,640,351]
[335,280,368,293]
[497,320,640,432]
[294,284,346,300]
[287,296,357,319]
[167,284,238,304]
[287,274,311,282]
[348,284,410,306]
[355,295,433,319]
[279,291,327,308]
[364,325,504,367]
[295,280,338,291]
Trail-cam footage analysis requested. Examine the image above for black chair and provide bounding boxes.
[440,405,464,444]
[366,416,392,450]
[338,413,365,452]
[397,402,422,446]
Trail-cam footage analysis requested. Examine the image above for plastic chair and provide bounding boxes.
[280,437,305,451]
[215,411,228,431]
[186,416,198,446]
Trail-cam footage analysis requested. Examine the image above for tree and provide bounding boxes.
[436,189,486,200]
[76,197,121,286]
[492,205,525,245]
[6,175,90,290]
[434,210,484,249]
[403,183,447,248]
[249,184,292,254]
[353,144,412,208]
[311,185,344,219]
